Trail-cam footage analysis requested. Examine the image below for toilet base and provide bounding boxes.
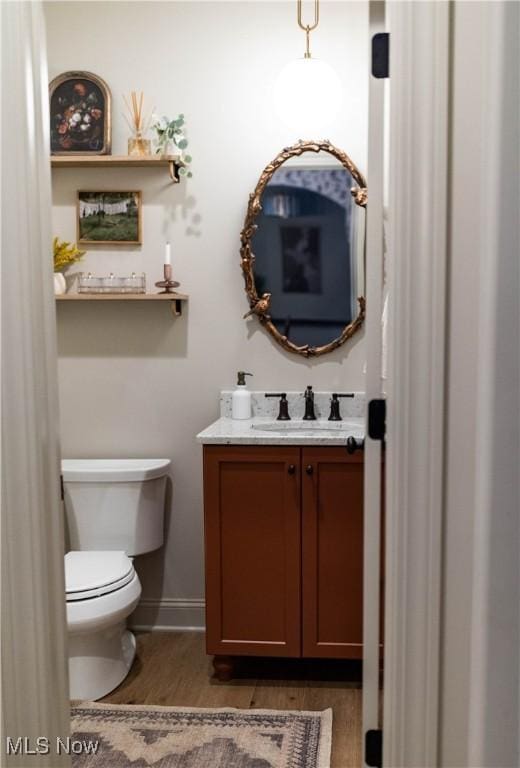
[69,623,136,701]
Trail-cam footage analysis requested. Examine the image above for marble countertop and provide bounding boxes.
[196,416,365,446]
[197,390,366,446]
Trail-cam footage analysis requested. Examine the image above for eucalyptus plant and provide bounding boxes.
[151,113,193,178]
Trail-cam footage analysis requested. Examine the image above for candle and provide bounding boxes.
[165,242,171,265]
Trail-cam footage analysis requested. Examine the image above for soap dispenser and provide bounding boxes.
[232,371,253,419]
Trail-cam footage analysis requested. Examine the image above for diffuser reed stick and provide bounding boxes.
[124,91,153,156]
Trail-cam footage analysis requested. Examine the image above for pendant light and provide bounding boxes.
[273,0,343,136]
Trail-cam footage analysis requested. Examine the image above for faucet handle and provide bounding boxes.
[265,392,291,421]
[328,393,355,421]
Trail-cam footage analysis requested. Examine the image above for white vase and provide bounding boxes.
[54,272,66,295]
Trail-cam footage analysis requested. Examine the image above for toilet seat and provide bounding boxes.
[67,571,141,637]
[65,551,134,601]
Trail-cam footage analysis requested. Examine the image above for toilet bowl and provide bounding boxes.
[62,458,170,701]
[66,551,141,700]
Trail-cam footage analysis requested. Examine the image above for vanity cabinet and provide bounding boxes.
[301,447,364,659]
[203,445,364,677]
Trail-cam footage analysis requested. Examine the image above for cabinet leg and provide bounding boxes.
[213,655,234,682]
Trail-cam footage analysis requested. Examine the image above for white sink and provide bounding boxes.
[251,419,364,437]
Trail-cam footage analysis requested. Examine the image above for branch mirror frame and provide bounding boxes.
[240,140,367,358]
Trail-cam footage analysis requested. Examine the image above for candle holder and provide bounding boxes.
[155,264,180,294]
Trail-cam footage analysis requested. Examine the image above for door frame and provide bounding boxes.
[1,2,71,764]
[383,2,519,763]
[382,1,450,765]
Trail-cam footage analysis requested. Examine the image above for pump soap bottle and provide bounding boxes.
[232,371,253,419]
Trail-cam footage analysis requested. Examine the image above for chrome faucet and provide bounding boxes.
[303,385,317,420]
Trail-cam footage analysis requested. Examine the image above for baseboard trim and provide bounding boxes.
[130,598,206,632]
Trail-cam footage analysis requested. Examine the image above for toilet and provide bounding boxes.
[61,458,170,701]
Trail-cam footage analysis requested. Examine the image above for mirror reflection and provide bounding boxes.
[241,142,366,357]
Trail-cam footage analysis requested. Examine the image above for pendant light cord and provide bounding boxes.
[297,0,319,58]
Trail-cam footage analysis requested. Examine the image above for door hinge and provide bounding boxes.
[365,729,383,768]
[60,473,64,501]
[372,32,389,78]
[368,399,386,441]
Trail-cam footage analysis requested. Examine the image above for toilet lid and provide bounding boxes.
[65,551,135,601]
[62,458,170,482]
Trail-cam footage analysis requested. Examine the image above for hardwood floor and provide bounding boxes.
[102,631,363,768]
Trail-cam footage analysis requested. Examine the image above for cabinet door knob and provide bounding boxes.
[288,464,296,475]
[306,464,314,475]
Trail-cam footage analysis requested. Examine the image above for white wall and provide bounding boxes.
[45,0,368,626]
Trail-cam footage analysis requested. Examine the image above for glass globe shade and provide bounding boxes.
[273,57,343,137]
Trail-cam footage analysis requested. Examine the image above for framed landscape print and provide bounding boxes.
[77,192,142,245]
[49,71,111,155]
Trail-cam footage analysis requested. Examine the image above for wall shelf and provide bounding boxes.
[50,155,183,183]
[56,292,188,317]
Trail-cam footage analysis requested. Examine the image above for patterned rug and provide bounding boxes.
[71,702,332,768]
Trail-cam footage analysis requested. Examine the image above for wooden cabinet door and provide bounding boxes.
[302,447,364,659]
[204,445,301,657]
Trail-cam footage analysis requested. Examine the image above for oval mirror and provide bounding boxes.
[240,140,367,357]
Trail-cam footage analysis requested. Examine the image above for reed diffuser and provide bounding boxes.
[123,91,153,157]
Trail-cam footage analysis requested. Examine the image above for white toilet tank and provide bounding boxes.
[61,459,170,555]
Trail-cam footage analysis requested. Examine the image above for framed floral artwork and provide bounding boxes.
[49,71,111,155]
[77,191,142,245]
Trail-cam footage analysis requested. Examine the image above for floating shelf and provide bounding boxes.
[56,292,188,317]
[50,154,183,183]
